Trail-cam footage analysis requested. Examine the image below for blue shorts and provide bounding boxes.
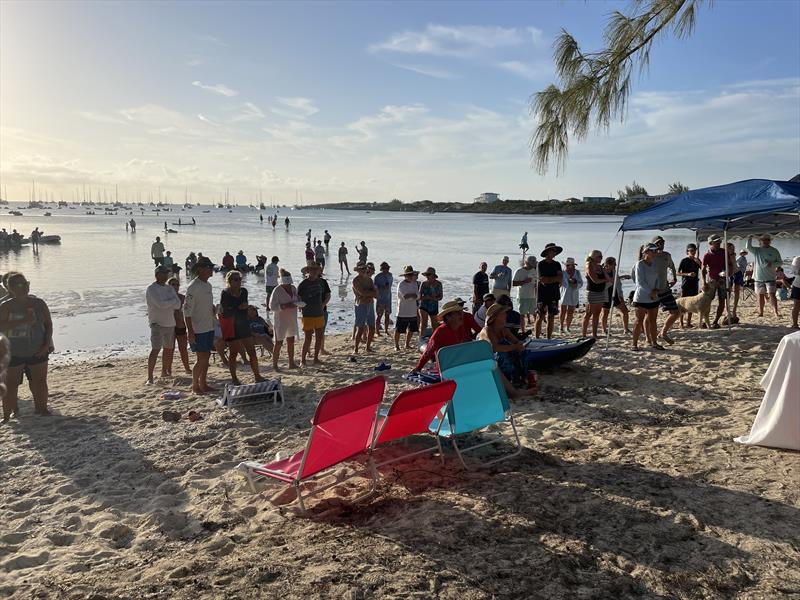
[190,331,214,353]
[355,303,375,328]
[730,271,744,286]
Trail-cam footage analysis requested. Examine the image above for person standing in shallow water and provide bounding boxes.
[151,236,165,267]
[338,242,350,275]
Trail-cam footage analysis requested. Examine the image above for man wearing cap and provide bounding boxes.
[650,236,680,343]
[395,266,420,350]
[298,261,331,366]
[677,244,702,328]
[746,234,782,318]
[472,262,490,314]
[513,255,538,327]
[150,236,165,267]
[184,256,216,393]
[412,300,468,373]
[701,234,728,328]
[489,256,513,300]
[352,262,377,353]
[474,293,495,328]
[374,262,394,335]
[536,243,563,339]
[145,265,181,384]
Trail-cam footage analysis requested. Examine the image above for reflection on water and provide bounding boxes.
[1,205,798,358]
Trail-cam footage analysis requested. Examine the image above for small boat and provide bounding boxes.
[166,228,178,233]
[523,337,596,369]
[9,210,23,216]
[202,210,210,213]
[43,212,52,216]
[171,222,196,226]
[22,235,61,244]
[418,333,595,370]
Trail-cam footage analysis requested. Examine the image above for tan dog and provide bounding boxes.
[677,280,718,328]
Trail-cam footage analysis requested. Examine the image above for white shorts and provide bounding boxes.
[755,281,776,295]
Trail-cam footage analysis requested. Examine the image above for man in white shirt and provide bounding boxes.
[150,236,165,267]
[394,265,420,350]
[184,256,216,394]
[489,256,513,299]
[265,256,280,310]
[146,265,181,384]
[513,255,538,326]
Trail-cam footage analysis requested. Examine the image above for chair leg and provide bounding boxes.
[436,437,446,464]
[295,482,306,513]
[451,438,470,470]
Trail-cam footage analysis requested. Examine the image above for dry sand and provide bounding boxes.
[1,315,799,599]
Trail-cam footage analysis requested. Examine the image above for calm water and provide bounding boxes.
[2,203,798,360]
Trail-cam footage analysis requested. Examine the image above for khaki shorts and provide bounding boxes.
[150,324,176,350]
[755,281,776,295]
[302,315,326,332]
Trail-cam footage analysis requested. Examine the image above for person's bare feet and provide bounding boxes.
[254,375,266,383]
[313,358,323,365]
[145,378,154,385]
[395,345,401,351]
[35,409,52,416]
[405,344,414,349]
[300,359,307,368]
[288,362,298,369]
[184,369,192,374]
[320,349,331,356]
[659,333,674,345]
[192,386,204,394]
[231,377,241,386]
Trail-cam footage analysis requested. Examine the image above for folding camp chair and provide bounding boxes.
[216,379,283,408]
[432,340,522,468]
[368,380,457,477]
[237,376,386,511]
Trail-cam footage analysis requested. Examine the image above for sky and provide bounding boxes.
[1,0,799,204]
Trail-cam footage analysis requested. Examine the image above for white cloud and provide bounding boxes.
[391,64,460,80]
[369,24,535,58]
[497,60,550,81]
[271,97,319,118]
[191,81,239,97]
[230,102,265,123]
[186,59,204,67]
[77,111,129,125]
[197,113,221,126]
[196,34,227,47]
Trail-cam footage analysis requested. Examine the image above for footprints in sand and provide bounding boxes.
[96,522,135,548]
[2,551,50,572]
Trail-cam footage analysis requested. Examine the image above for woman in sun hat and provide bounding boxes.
[582,249,609,339]
[412,299,466,373]
[418,267,443,335]
[269,269,300,370]
[478,304,534,399]
[559,257,583,333]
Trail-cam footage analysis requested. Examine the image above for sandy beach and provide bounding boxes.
[1,316,799,599]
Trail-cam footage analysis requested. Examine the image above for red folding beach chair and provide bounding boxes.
[369,380,457,476]
[237,376,386,511]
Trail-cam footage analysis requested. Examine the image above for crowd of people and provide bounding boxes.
[2,227,798,421]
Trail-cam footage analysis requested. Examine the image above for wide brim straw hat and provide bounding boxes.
[402,265,419,275]
[301,261,322,274]
[486,303,510,324]
[422,267,438,278]
[437,300,463,320]
[540,243,563,258]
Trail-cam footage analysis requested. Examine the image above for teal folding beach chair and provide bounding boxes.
[431,340,522,468]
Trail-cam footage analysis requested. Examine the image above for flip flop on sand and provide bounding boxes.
[187,410,203,422]
[374,362,391,371]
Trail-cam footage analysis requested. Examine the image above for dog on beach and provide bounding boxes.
[677,280,718,329]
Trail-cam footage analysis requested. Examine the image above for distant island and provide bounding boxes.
[304,198,655,216]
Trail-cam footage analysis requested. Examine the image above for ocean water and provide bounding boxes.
[2,203,798,361]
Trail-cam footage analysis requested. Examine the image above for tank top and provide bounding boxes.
[2,297,46,357]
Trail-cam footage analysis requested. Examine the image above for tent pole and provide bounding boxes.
[723,223,731,333]
[605,230,625,350]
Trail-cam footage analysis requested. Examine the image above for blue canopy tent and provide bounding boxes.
[620,179,800,237]
[607,179,800,341]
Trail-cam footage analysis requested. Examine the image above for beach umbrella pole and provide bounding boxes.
[605,230,625,350]
[723,223,732,333]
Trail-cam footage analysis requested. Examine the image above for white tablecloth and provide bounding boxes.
[734,330,800,451]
